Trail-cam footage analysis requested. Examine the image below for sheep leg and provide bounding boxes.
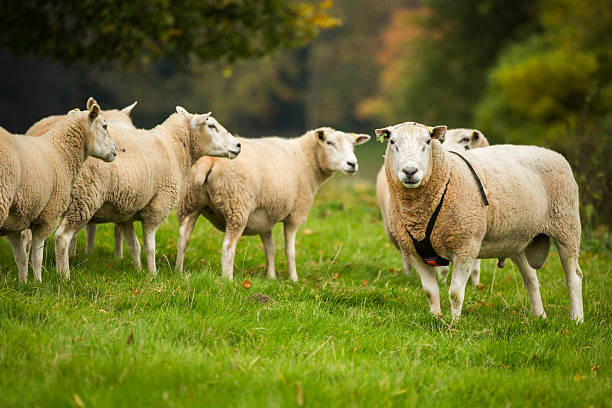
[471,259,481,286]
[260,231,276,279]
[414,260,441,314]
[401,251,413,276]
[85,224,97,254]
[448,259,476,320]
[113,225,123,258]
[116,222,141,271]
[510,252,546,318]
[176,212,199,273]
[437,265,450,284]
[54,221,76,279]
[142,223,159,276]
[5,232,28,283]
[221,227,243,280]
[283,222,300,282]
[30,231,46,283]
[21,229,32,259]
[68,231,78,256]
[555,242,584,322]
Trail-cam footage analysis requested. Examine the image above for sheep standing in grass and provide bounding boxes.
[25,97,138,256]
[0,103,116,283]
[375,121,583,321]
[377,128,489,281]
[54,107,241,278]
[175,128,370,281]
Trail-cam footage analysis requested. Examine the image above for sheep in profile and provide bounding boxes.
[175,128,370,281]
[0,103,116,282]
[376,121,583,321]
[54,107,241,278]
[376,128,490,282]
[25,97,137,256]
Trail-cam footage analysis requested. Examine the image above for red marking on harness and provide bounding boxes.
[425,259,439,266]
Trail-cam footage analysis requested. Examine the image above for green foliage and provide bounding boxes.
[0,179,610,406]
[364,0,536,126]
[475,0,612,227]
[0,0,339,66]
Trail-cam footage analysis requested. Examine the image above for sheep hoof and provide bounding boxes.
[497,258,506,268]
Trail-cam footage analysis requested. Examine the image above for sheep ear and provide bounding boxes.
[192,112,212,128]
[353,133,371,145]
[87,97,98,110]
[472,130,479,140]
[176,106,189,116]
[429,125,447,140]
[121,101,137,116]
[316,129,325,141]
[88,104,100,123]
[375,128,391,142]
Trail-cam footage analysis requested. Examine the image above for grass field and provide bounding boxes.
[0,155,611,406]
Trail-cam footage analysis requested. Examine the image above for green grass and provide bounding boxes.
[1,175,610,407]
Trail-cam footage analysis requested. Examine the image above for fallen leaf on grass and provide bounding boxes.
[332,273,340,279]
[127,330,133,345]
[302,229,313,235]
[573,372,583,383]
[242,279,252,289]
[361,279,368,287]
[476,283,485,291]
[591,365,600,371]
[73,394,85,407]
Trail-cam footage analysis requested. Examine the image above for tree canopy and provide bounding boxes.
[0,0,339,65]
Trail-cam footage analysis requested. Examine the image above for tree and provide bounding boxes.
[0,0,339,66]
[475,0,612,227]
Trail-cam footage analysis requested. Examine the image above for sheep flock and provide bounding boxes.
[0,99,584,322]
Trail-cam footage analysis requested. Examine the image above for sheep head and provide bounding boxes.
[314,127,370,175]
[176,106,241,159]
[375,121,446,188]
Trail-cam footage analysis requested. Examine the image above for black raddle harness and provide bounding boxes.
[406,151,489,267]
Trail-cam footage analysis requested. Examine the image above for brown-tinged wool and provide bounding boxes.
[384,141,580,263]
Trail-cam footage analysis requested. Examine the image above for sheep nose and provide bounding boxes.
[236,142,241,148]
[402,166,418,177]
[346,160,356,168]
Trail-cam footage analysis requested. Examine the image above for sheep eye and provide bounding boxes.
[426,139,431,145]
[461,138,469,143]
[326,141,335,147]
[207,124,216,130]
[102,123,107,130]
[389,139,395,145]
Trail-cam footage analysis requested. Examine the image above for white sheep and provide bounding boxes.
[377,128,490,282]
[175,128,370,281]
[375,121,583,321]
[54,107,241,278]
[0,103,117,283]
[25,97,138,257]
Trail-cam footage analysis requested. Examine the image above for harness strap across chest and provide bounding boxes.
[406,151,489,267]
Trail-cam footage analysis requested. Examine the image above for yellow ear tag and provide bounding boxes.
[72,108,80,112]
[429,129,434,136]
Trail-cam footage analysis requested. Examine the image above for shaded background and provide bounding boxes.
[1,0,610,228]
